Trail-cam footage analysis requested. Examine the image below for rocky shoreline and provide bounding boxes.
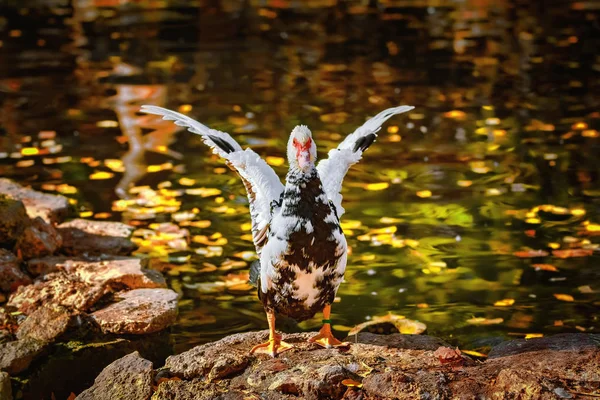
[0,179,178,399]
[77,331,600,400]
[2,179,599,399]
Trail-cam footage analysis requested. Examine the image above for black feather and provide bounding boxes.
[208,135,236,154]
[249,260,260,287]
[353,133,377,152]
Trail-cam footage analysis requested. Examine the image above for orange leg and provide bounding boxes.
[309,304,350,348]
[250,310,293,357]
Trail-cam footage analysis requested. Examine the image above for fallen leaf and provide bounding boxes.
[494,299,515,307]
[466,317,504,326]
[341,379,363,388]
[553,294,575,302]
[347,313,426,336]
[434,346,463,364]
[525,333,543,339]
[532,264,558,272]
[513,250,549,258]
[461,350,488,358]
[552,249,593,258]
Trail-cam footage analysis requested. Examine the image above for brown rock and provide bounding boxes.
[488,333,600,358]
[0,195,29,244]
[27,255,165,289]
[7,272,107,314]
[92,289,178,335]
[348,332,450,350]
[57,219,137,256]
[152,332,600,400]
[0,179,69,224]
[15,217,62,260]
[0,249,31,293]
[76,351,153,400]
[0,338,46,375]
[16,304,72,343]
[0,371,12,400]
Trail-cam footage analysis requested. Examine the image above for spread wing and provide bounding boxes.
[316,105,414,217]
[140,105,284,255]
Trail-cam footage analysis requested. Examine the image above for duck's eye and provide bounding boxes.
[293,139,299,146]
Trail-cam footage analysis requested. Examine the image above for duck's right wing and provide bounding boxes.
[141,106,284,254]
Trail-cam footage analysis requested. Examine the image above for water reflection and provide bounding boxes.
[0,0,598,353]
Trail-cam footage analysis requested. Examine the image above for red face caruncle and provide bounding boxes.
[292,137,312,156]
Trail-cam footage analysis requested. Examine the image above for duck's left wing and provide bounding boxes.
[316,105,414,217]
[141,105,284,254]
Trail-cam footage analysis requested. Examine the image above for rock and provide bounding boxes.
[0,249,31,293]
[151,332,600,399]
[16,333,172,400]
[27,256,166,289]
[0,371,12,400]
[57,219,137,256]
[0,331,13,345]
[348,332,450,350]
[0,338,46,375]
[488,333,600,358]
[7,272,108,314]
[15,217,62,260]
[0,195,29,244]
[92,289,178,335]
[0,179,69,224]
[16,304,73,343]
[76,351,153,400]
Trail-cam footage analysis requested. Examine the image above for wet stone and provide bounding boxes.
[0,338,46,375]
[488,333,600,358]
[92,288,178,335]
[0,179,69,224]
[0,195,29,244]
[7,271,108,314]
[0,371,11,400]
[76,351,153,400]
[27,256,166,289]
[16,304,73,343]
[57,219,137,256]
[15,216,62,260]
[0,249,31,293]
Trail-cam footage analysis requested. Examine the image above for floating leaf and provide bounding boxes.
[513,250,549,258]
[553,294,574,302]
[347,313,426,336]
[494,299,515,307]
[461,350,487,358]
[525,333,543,339]
[466,317,504,326]
[532,264,558,272]
[552,249,593,258]
[416,190,432,198]
[89,171,114,180]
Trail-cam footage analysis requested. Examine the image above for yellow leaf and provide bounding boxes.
[416,190,432,198]
[457,180,472,187]
[466,317,504,326]
[266,156,285,166]
[461,350,488,358]
[443,110,466,120]
[21,147,39,156]
[494,299,515,307]
[525,333,543,339]
[89,171,114,180]
[553,294,574,302]
[364,182,389,191]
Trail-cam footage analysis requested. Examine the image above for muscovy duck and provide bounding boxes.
[141,104,414,356]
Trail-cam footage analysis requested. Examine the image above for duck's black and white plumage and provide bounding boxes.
[141,104,414,355]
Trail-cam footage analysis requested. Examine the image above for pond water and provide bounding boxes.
[1,0,599,355]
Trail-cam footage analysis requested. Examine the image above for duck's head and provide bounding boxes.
[287,125,317,172]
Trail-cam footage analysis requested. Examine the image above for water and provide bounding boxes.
[0,0,598,354]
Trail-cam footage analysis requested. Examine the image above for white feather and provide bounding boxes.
[317,105,414,216]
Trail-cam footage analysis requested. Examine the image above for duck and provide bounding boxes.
[141,103,414,356]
